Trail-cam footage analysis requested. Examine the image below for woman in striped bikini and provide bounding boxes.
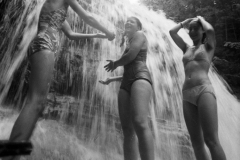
[5,0,115,159]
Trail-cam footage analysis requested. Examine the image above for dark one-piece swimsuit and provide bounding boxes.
[120,47,152,94]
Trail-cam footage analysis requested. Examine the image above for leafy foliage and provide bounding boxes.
[224,42,240,50]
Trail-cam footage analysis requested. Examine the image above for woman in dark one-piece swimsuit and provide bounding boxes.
[100,17,154,160]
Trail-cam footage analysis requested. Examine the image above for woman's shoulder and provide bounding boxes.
[134,31,148,49]
[132,31,147,43]
[134,31,145,37]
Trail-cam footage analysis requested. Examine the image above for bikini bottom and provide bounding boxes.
[28,27,60,56]
[182,84,216,106]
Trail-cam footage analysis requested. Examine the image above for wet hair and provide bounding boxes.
[120,17,142,47]
[120,32,126,47]
[190,19,206,44]
[130,16,142,30]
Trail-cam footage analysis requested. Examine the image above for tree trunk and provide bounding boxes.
[225,19,228,41]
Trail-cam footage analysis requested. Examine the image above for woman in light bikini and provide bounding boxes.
[169,16,226,160]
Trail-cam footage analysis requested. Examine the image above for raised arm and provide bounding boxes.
[66,0,115,40]
[61,20,107,40]
[169,18,193,53]
[197,16,216,51]
[104,31,146,72]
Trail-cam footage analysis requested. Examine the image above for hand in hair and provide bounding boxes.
[181,18,195,29]
[197,16,205,21]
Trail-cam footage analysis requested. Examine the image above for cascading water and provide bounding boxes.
[0,0,240,160]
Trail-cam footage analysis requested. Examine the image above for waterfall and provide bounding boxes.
[0,0,239,159]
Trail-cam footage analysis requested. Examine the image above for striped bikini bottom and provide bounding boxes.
[28,27,60,56]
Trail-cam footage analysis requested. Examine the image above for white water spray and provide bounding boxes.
[0,0,240,160]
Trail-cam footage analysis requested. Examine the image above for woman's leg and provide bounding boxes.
[183,101,209,160]
[118,89,138,160]
[9,50,55,141]
[130,80,154,160]
[197,93,226,160]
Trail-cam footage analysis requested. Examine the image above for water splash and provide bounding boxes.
[0,0,46,103]
[0,0,240,160]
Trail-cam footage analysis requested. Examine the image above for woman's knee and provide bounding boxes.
[122,124,135,137]
[35,99,46,114]
[189,134,205,150]
[191,140,205,151]
[26,91,48,114]
[132,116,149,132]
[204,134,220,148]
[28,87,48,101]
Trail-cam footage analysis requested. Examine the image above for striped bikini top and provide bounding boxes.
[182,44,211,67]
[39,5,68,31]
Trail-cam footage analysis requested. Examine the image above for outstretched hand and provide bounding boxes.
[99,78,112,85]
[107,32,115,41]
[104,60,117,72]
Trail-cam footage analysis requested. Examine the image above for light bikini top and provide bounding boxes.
[182,44,211,67]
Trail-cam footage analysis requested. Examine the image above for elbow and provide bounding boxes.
[169,30,175,38]
[205,24,215,32]
[206,27,215,35]
[66,35,73,40]
[169,29,175,36]
[66,32,74,40]
[208,27,215,32]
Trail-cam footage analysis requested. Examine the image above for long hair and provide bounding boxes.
[120,17,142,47]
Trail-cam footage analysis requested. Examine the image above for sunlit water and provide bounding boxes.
[0,0,240,159]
